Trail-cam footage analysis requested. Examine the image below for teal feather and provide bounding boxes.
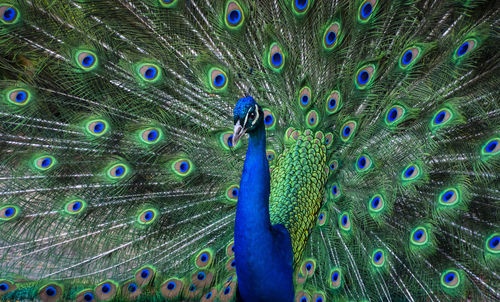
[0,0,499,301]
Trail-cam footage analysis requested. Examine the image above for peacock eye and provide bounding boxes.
[248,111,256,119]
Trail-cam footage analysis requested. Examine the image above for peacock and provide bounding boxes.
[0,0,499,301]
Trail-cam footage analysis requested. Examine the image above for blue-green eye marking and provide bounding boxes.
[368,194,385,214]
[401,163,421,182]
[356,154,373,172]
[127,283,137,293]
[454,39,477,60]
[137,63,161,82]
[65,199,87,215]
[33,155,56,171]
[486,233,499,254]
[267,43,285,72]
[355,65,375,89]
[340,121,356,142]
[76,50,98,71]
[385,105,406,125]
[86,119,109,137]
[371,249,385,267]
[225,1,244,29]
[138,208,158,225]
[481,138,499,159]
[323,23,340,50]
[209,68,228,91]
[441,269,461,289]
[0,5,20,24]
[330,183,342,200]
[358,1,377,23]
[0,205,19,221]
[6,88,32,106]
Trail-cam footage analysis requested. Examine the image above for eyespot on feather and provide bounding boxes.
[160,278,183,299]
[339,212,351,232]
[225,1,244,29]
[385,105,405,125]
[399,47,421,69]
[355,65,375,89]
[323,23,340,50]
[324,132,333,148]
[65,199,87,215]
[268,43,285,72]
[209,68,228,91]
[0,205,19,221]
[107,163,129,180]
[86,119,109,136]
[263,108,276,130]
[312,292,325,302]
[220,131,241,150]
[485,233,500,254]
[325,90,342,114]
[298,87,312,109]
[0,279,15,296]
[225,185,239,202]
[356,154,373,172]
[75,289,94,302]
[76,50,98,71]
[330,183,341,200]
[138,63,161,82]
[121,281,141,299]
[33,155,56,171]
[195,249,214,268]
[295,290,311,302]
[455,39,477,59]
[368,194,384,213]
[358,0,377,23]
[410,227,429,245]
[292,0,310,15]
[317,211,327,226]
[301,259,316,277]
[39,284,63,302]
[438,188,460,206]
[171,158,193,177]
[225,257,236,271]
[140,128,162,144]
[0,5,20,24]
[340,121,356,142]
[371,249,385,267]
[306,110,319,129]
[135,266,155,286]
[218,275,236,301]
[401,163,421,182]
[6,88,31,106]
[95,281,117,301]
[201,288,217,302]
[329,268,342,289]
[481,138,499,159]
[431,108,453,128]
[137,208,159,225]
[328,160,339,174]
[440,269,460,288]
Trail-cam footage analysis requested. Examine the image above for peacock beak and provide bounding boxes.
[232,121,246,146]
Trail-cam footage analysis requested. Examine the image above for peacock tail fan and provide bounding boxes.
[0,0,499,301]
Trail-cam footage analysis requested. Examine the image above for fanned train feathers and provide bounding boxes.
[0,0,499,301]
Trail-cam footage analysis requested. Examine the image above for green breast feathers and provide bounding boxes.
[269,128,330,265]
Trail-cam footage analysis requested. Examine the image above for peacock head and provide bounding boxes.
[232,96,263,145]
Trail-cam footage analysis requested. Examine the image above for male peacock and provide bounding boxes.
[0,0,499,301]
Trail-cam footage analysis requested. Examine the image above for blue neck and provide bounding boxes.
[236,123,271,232]
[234,122,294,301]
